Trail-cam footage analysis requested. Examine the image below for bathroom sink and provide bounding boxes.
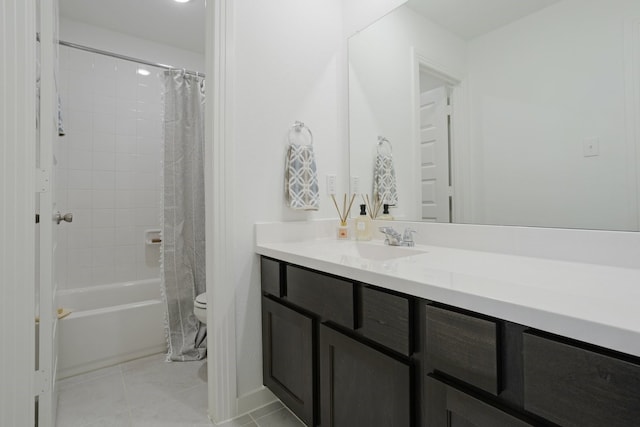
[351,242,427,261]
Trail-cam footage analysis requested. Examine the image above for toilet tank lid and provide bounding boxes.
[195,293,207,306]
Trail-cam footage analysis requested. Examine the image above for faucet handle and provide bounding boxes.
[402,228,417,246]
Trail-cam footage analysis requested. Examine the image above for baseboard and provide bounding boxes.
[236,386,277,416]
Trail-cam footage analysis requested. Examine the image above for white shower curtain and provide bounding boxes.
[161,70,207,361]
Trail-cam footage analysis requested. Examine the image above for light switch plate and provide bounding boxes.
[351,176,360,194]
[326,174,337,195]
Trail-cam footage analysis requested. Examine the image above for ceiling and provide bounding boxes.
[59,0,206,53]
[406,0,561,40]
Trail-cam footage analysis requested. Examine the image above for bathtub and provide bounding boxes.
[57,279,167,379]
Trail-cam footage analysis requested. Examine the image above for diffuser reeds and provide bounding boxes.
[362,193,383,220]
[331,193,356,225]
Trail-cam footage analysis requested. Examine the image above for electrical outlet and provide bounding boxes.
[583,137,600,157]
[350,176,360,194]
[326,174,337,195]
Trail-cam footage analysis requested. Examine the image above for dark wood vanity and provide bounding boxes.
[261,256,640,427]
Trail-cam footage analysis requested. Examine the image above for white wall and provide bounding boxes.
[231,0,347,398]
[349,5,466,220]
[468,0,640,231]
[60,18,205,73]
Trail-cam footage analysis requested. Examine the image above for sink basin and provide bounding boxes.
[352,242,427,261]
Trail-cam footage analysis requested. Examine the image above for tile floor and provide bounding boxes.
[56,353,305,427]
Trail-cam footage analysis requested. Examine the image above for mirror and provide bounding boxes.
[349,0,640,231]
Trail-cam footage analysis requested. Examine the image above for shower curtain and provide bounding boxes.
[161,70,207,361]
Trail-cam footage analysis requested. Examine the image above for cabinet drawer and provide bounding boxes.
[260,257,281,296]
[523,332,640,427]
[426,305,500,395]
[426,376,533,427]
[359,286,410,355]
[286,265,354,329]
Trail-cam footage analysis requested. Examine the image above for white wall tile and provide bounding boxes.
[92,171,115,190]
[92,247,115,268]
[115,209,136,227]
[93,209,115,228]
[93,113,116,134]
[61,49,165,290]
[93,151,115,171]
[134,208,159,227]
[68,248,93,268]
[116,153,138,172]
[92,227,116,248]
[67,110,93,133]
[136,119,162,138]
[92,266,116,286]
[67,170,92,190]
[93,132,116,152]
[67,131,93,151]
[67,267,93,289]
[116,115,137,136]
[94,96,116,115]
[116,171,136,191]
[68,149,93,170]
[115,226,138,246]
[92,190,116,209]
[116,135,137,153]
[68,190,93,210]
[67,228,93,249]
[115,191,135,209]
[117,99,138,118]
[114,245,137,266]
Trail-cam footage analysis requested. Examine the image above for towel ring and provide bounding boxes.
[288,121,314,145]
[377,136,392,154]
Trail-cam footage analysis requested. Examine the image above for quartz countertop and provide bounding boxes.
[255,238,640,357]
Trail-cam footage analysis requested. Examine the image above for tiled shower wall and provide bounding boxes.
[56,45,164,289]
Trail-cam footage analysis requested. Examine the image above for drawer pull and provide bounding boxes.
[376,319,387,326]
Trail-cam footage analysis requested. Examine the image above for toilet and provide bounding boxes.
[194,293,207,324]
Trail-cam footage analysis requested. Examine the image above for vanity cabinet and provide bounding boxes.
[261,257,415,427]
[261,255,640,427]
[425,376,532,427]
[319,324,411,427]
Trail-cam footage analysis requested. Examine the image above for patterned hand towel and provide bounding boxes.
[373,152,398,205]
[285,144,320,210]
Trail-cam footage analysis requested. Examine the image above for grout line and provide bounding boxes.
[119,366,133,425]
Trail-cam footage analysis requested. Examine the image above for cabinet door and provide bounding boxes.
[262,297,314,426]
[426,376,532,427]
[319,324,411,427]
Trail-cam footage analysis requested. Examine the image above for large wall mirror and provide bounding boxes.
[349,0,640,231]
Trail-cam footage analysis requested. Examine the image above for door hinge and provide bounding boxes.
[36,169,50,193]
[34,370,50,395]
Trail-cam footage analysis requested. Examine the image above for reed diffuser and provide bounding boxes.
[362,194,383,220]
[331,193,356,239]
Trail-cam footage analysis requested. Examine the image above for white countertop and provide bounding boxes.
[256,237,640,357]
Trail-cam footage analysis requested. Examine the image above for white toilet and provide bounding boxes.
[194,293,207,324]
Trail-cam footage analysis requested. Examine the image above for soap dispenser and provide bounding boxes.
[355,204,372,241]
[377,204,394,220]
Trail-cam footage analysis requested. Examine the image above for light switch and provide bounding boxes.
[583,137,600,157]
[350,176,360,194]
[326,174,337,195]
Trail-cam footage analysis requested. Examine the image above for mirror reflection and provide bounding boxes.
[349,0,640,231]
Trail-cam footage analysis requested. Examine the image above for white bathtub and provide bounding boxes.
[57,279,167,379]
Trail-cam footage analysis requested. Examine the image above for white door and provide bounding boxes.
[419,86,451,222]
[37,0,62,425]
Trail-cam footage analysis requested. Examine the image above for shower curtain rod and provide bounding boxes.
[58,40,205,78]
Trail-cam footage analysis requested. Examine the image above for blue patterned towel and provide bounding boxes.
[285,144,320,210]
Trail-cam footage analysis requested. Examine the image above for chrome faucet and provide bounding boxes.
[379,227,417,247]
